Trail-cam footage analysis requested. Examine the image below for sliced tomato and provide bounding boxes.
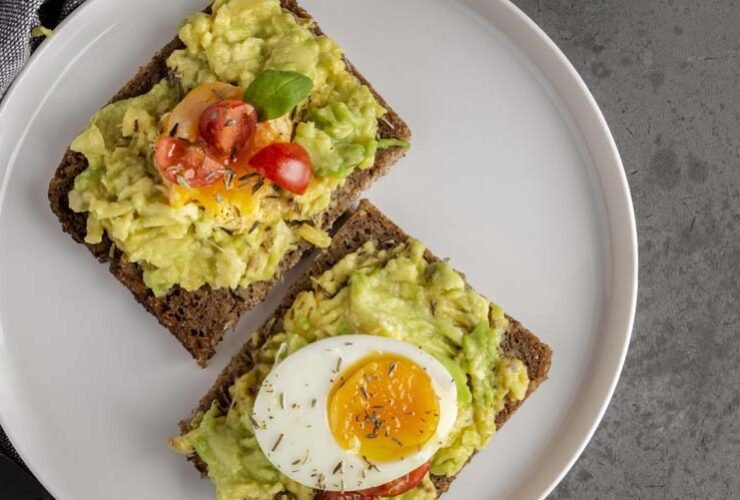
[249,143,313,195]
[361,462,430,497]
[154,136,224,187]
[163,82,244,143]
[199,100,258,159]
[316,462,430,500]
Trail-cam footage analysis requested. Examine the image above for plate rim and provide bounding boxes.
[0,1,638,499]
[494,2,638,497]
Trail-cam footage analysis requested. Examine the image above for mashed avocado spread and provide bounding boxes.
[68,0,393,296]
[171,241,530,499]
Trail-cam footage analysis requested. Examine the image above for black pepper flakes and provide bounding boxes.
[271,433,284,452]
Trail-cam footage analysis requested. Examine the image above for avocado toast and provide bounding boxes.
[48,0,410,367]
[172,200,553,499]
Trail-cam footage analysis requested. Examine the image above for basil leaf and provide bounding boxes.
[245,70,313,121]
[377,138,411,150]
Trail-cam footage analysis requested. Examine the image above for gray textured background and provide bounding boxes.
[2,0,740,499]
[512,0,740,498]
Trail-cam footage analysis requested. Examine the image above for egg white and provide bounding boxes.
[252,334,458,491]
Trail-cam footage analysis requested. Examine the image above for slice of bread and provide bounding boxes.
[47,0,411,367]
[179,199,553,496]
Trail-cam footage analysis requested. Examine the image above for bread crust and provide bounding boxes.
[47,1,411,366]
[178,200,553,497]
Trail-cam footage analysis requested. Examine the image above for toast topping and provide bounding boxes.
[67,0,408,297]
[171,240,530,498]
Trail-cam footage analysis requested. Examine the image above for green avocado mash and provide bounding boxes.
[171,241,530,499]
[68,0,397,296]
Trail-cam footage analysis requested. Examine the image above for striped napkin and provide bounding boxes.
[0,0,86,97]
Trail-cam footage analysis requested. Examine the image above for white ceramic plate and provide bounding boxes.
[0,1,637,498]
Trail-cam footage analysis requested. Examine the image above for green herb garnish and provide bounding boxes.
[238,172,259,182]
[251,176,265,194]
[176,175,191,189]
[245,70,313,121]
[271,433,284,452]
[377,138,411,150]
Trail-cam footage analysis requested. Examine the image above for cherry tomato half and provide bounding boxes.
[154,136,224,187]
[164,82,244,143]
[198,100,258,159]
[316,462,430,500]
[249,143,313,195]
[361,462,430,497]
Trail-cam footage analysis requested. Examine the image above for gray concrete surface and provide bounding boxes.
[511,0,740,498]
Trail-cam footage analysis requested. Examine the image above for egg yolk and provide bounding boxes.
[328,355,440,462]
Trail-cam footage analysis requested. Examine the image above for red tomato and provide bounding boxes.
[249,143,313,195]
[198,100,257,159]
[361,462,430,497]
[154,136,224,187]
[316,462,430,500]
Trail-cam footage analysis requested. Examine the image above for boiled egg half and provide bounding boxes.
[252,335,458,491]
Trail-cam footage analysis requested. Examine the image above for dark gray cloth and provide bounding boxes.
[1,425,53,498]
[0,425,22,467]
[0,0,86,97]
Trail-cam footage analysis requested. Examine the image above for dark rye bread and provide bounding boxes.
[178,200,553,497]
[47,0,411,367]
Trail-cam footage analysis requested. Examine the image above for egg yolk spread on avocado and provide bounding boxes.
[170,241,530,500]
[68,0,390,296]
[328,355,440,462]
